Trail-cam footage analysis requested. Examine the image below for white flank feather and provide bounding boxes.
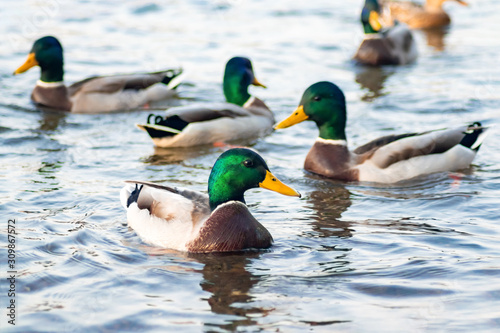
[121,184,208,250]
[357,145,476,183]
[71,84,176,114]
[152,112,274,148]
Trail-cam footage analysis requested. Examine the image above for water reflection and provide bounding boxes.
[33,161,63,193]
[143,146,219,165]
[38,110,67,132]
[305,182,353,239]
[351,172,466,200]
[354,67,394,102]
[420,28,448,52]
[143,139,261,165]
[189,252,270,331]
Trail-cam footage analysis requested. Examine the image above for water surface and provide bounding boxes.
[1,0,500,332]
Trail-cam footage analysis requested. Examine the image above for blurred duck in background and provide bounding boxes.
[354,0,418,66]
[380,0,468,29]
[137,57,274,148]
[14,36,183,113]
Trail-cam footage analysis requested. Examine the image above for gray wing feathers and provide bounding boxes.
[368,127,466,169]
[164,103,250,123]
[125,180,210,216]
[354,132,423,154]
[68,71,173,96]
[125,180,178,193]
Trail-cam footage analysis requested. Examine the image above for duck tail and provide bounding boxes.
[126,184,144,208]
[136,113,188,138]
[163,70,188,90]
[460,122,489,151]
[120,183,142,209]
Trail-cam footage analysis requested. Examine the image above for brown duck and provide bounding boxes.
[275,82,488,184]
[354,0,418,66]
[381,0,468,29]
[120,148,300,253]
[14,36,183,113]
[136,57,274,148]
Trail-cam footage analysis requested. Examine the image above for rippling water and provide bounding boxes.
[1,0,500,332]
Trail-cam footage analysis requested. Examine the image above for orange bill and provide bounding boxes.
[274,105,308,130]
[14,52,38,75]
[259,170,301,197]
[369,11,382,31]
[252,77,267,88]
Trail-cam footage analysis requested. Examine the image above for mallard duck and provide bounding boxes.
[354,0,418,66]
[120,148,300,252]
[381,0,468,29]
[136,57,274,148]
[275,81,488,183]
[13,36,183,113]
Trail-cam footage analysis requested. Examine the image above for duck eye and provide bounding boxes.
[243,160,253,167]
[313,96,322,102]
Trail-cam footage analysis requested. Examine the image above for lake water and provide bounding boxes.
[1,0,500,332]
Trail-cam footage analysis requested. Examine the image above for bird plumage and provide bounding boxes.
[354,0,418,66]
[14,36,182,113]
[380,0,468,29]
[120,148,300,252]
[137,57,274,147]
[275,81,487,183]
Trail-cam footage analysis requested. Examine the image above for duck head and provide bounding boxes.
[275,81,347,141]
[361,0,382,34]
[208,148,300,210]
[14,36,64,82]
[223,57,266,107]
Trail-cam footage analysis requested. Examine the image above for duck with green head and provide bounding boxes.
[137,56,274,148]
[14,36,183,113]
[354,0,418,65]
[120,148,300,252]
[380,0,468,29]
[275,81,487,183]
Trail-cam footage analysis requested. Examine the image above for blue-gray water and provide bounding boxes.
[1,0,500,332]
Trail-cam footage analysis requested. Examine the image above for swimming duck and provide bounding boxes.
[13,36,183,113]
[381,0,468,29]
[275,81,487,183]
[354,0,418,66]
[120,148,300,252]
[136,57,274,148]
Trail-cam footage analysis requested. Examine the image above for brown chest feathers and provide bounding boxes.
[32,85,72,111]
[304,141,360,181]
[354,38,400,66]
[187,202,273,253]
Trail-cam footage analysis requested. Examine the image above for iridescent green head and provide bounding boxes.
[14,36,64,82]
[275,81,347,141]
[223,57,266,107]
[208,148,300,211]
[361,0,382,34]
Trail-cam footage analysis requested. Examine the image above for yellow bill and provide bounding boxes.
[14,52,39,75]
[259,170,301,197]
[252,77,267,88]
[369,11,382,31]
[274,105,308,130]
